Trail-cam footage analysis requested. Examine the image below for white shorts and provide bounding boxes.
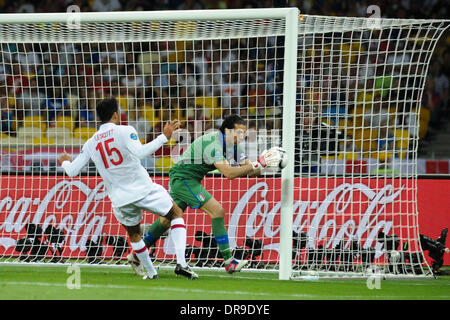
[112,183,173,227]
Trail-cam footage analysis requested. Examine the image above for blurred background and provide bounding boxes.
[0,0,449,174]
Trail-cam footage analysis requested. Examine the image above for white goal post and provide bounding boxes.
[0,8,448,281]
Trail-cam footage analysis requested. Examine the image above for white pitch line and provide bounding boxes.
[2,281,447,299]
[0,281,314,298]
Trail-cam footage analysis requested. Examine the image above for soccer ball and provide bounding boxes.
[278,148,288,169]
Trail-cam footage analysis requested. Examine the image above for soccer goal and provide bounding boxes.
[0,8,448,281]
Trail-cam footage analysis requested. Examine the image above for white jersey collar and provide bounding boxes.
[99,122,116,130]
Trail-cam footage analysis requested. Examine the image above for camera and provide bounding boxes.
[14,223,48,262]
[243,237,264,268]
[186,230,222,267]
[104,235,129,263]
[44,225,66,263]
[420,228,448,275]
[85,236,104,264]
[377,231,400,251]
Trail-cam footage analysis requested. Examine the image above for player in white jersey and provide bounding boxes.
[58,98,198,280]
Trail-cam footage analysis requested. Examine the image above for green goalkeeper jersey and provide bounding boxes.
[169,131,247,181]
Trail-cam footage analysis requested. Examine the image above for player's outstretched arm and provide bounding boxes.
[58,149,90,177]
[214,147,285,179]
[214,160,254,180]
[242,159,261,177]
[127,120,180,159]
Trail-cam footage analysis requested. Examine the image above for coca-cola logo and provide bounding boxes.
[0,180,109,252]
[228,181,404,259]
[1,177,407,261]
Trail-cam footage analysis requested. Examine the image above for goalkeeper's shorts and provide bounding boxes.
[169,178,213,211]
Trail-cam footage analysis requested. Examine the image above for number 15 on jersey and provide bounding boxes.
[96,138,123,169]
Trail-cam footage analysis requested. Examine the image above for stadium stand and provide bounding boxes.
[0,0,449,171]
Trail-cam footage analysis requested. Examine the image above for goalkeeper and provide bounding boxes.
[129,114,283,274]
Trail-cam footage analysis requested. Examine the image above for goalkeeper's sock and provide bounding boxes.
[143,218,169,248]
[170,217,188,268]
[131,240,157,276]
[211,217,232,261]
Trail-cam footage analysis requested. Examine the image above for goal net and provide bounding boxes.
[292,16,449,279]
[0,9,448,280]
[0,9,295,270]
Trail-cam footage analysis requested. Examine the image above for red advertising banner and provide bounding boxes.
[417,179,450,267]
[0,176,448,265]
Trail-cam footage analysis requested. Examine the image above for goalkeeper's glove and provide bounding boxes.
[251,150,268,171]
[252,147,281,172]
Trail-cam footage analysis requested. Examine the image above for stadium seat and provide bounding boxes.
[418,107,430,139]
[207,95,220,115]
[16,126,43,141]
[55,116,75,131]
[46,126,72,139]
[338,118,354,135]
[60,137,85,147]
[46,127,75,146]
[353,128,378,151]
[307,44,330,58]
[394,129,410,159]
[352,106,366,128]
[172,108,186,126]
[116,94,134,113]
[173,21,196,39]
[10,116,18,132]
[73,127,97,141]
[375,151,394,163]
[167,139,177,147]
[0,135,27,151]
[337,152,359,160]
[155,156,175,173]
[142,105,160,126]
[340,42,362,64]
[194,96,220,118]
[23,115,46,132]
[67,94,79,119]
[168,51,179,63]
[137,53,152,75]
[137,52,161,75]
[356,91,375,107]
[30,136,55,146]
[265,107,282,116]
[394,129,410,150]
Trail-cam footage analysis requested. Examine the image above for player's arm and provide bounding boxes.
[127,121,180,159]
[241,158,261,177]
[214,159,254,180]
[58,145,91,177]
[214,149,281,179]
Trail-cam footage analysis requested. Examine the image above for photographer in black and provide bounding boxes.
[294,105,345,173]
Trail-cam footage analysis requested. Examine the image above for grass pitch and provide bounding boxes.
[0,264,449,301]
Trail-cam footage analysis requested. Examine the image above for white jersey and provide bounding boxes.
[61,122,168,208]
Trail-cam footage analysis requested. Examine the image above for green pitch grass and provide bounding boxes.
[0,264,448,300]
